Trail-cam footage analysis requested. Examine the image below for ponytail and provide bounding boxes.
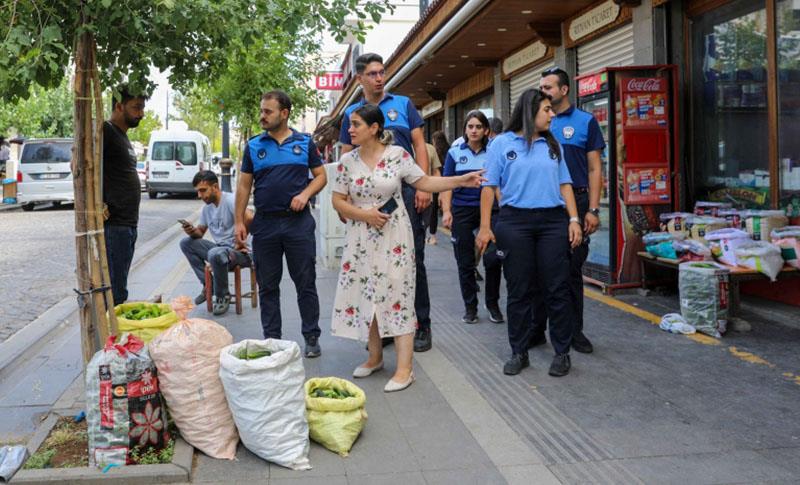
[378,129,394,146]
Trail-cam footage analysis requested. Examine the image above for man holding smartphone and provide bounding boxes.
[180,171,252,315]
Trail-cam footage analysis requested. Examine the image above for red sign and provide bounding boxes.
[623,166,671,204]
[624,77,665,92]
[316,72,344,91]
[578,73,607,96]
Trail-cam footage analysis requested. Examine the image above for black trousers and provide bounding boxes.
[450,205,501,309]
[251,209,321,341]
[495,206,573,355]
[532,191,589,338]
[401,182,431,331]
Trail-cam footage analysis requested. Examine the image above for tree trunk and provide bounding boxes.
[73,26,114,364]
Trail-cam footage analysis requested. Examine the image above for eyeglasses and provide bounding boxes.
[364,69,385,79]
[542,66,567,76]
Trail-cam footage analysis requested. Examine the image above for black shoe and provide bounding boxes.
[487,305,504,323]
[548,353,571,377]
[305,335,321,358]
[475,270,483,281]
[194,288,207,305]
[503,353,530,375]
[527,333,547,349]
[462,307,478,324]
[572,332,594,354]
[414,328,432,352]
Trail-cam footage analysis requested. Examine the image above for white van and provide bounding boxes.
[16,138,74,211]
[145,130,211,199]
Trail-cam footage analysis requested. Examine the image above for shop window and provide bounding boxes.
[691,1,770,208]
[778,0,800,223]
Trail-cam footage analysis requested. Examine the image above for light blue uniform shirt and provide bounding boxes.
[483,132,572,209]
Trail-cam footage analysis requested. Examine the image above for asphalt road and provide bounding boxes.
[0,194,200,343]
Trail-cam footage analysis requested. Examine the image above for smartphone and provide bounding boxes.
[378,198,398,215]
[177,219,190,227]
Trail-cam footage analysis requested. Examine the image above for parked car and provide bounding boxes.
[136,161,147,190]
[145,130,211,199]
[16,138,74,211]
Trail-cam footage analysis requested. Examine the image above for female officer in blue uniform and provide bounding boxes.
[441,110,504,325]
[476,88,582,377]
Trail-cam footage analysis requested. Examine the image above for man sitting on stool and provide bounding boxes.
[180,170,253,315]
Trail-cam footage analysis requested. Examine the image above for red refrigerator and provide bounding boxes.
[575,65,679,290]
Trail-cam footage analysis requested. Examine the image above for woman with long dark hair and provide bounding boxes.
[476,89,582,377]
[440,111,504,324]
[331,104,485,392]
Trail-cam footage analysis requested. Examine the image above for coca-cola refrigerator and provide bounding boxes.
[575,65,679,290]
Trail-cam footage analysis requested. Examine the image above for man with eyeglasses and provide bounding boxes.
[533,67,605,354]
[339,52,434,353]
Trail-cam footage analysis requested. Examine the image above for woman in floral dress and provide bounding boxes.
[331,104,485,392]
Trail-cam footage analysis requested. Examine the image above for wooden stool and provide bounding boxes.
[204,259,258,315]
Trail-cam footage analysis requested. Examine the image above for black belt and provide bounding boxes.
[573,186,588,194]
[256,207,308,218]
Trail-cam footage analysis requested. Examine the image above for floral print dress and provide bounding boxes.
[331,145,425,341]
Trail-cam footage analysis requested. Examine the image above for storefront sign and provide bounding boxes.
[578,72,608,96]
[568,1,621,43]
[316,72,344,91]
[502,41,548,77]
[421,100,443,118]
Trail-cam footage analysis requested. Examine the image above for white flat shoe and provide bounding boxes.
[353,361,383,378]
[384,372,415,392]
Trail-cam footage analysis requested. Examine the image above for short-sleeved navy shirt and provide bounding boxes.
[339,92,424,155]
[443,142,488,207]
[241,129,322,212]
[549,105,605,189]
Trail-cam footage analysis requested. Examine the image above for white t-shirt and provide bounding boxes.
[198,192,236,247]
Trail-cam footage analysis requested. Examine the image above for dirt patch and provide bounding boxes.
[25,416,88,469]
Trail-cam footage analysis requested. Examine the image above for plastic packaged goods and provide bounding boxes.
[694,201,732,217]
[771,226,800,268]
[687,216,729,241]
[643,232,680,259]
[659,212,693,237]
[704,228,751,266]
[659,313,696,334]
[740,210,788,241]
[679,262,730,338]
[734,240,785,281]
[672,239,711,262]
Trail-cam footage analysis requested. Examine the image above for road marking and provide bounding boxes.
[584,288,799,386]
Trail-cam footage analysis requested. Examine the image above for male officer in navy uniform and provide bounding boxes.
[532,67,605,354]
[235,90,327,357]
[339,53,434,352]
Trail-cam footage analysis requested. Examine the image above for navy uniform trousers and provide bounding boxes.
[401,182,432,331]
[451,205,501,310]
[251,208,321,341]
[495,206,574,355]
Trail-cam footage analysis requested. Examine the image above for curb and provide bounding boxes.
[0,203,22,212]
[12,408,192,485]
[0,208,200,378]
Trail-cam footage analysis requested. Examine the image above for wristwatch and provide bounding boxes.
[569,216,580,224]
[588,208,600,217]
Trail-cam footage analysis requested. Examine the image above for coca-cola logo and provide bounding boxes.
[579,75,604,95]
[626,78,663,92]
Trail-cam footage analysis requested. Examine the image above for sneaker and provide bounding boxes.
[212,294,230,315]
[194,288,207,305]
[305,335,321,358]
[487,305,504,323]
[572,332,594,354]
[527,333,547,349]
[503,353,530,375]
[548,353,571,377]
[414,328,432,352]
[462,307,479,324]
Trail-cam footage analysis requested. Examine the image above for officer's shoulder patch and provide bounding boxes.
[506,150,517,160]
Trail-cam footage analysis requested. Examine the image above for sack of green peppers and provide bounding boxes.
[114,302,178,343]
[304,377,367,456]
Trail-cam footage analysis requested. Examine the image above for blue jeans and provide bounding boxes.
[179,237,251,298]
[105,225,137,305]
[251,209,320,340]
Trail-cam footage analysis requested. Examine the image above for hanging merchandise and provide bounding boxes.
[148,297,238,460]
[704,228,751,266]
[679,262,729,338]
[219,339,311,470]
[86,334,170,468]
[115,302,179,343]
[771,226,800,268]
[305,377,368,457]
[734,241,785,281]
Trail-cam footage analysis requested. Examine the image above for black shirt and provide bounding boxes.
[103,121,141,227]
